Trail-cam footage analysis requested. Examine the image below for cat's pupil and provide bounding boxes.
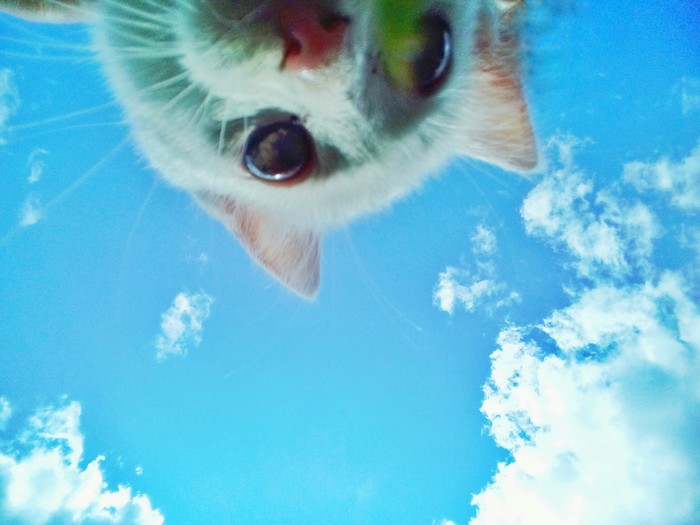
[414,14,452,97]
[243,121,315,183]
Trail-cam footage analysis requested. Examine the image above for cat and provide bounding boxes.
[1,0,537,297]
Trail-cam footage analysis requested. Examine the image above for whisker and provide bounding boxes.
[31,138,130,213]
[211,1,270,27]
[0,49,91,61]
[97,18,172,43]
[191,93,213,126]
[103,15,167,34]
[117,179,159,295]
[218,120,228,155]
[99,0,170,24]
[0,34,91,53]
[7,102,120,132]
[43,0,96,19]
[163,82,200,112]
[0,11,88,46]
[13,121,129,143]
[107,46,180,59]
[105,47,180,60]
[137,0,173,13]
[340,231,426,350]
[174,0,196,13]
[141,71,190,94]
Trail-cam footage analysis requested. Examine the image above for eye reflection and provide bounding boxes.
[243,121,315,183]
[413,13,452,97]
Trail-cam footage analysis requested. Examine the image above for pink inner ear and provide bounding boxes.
[462,12,538,172]
[198,195,321,299]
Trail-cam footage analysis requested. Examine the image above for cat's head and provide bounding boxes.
[3,0,537,297]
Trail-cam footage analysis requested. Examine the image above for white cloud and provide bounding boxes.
[679,225,700,262]
[434,225,519,315]
[472,273,700,525]
[0,398,164,525]
[27,148,49,184]
[679,76,700,115]
[19,196,43,228]
[0,397,11,430]
[434,267,518,315]
[0,68,20,144]
[470,136,700,525]
[155,291,214,361]
[471,225,497,255]
[522,136,660,280]
[623,138,700,211]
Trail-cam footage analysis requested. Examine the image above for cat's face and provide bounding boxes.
[3,0,536,297]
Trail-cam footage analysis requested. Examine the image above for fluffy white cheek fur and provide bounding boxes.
[122,91,458,231]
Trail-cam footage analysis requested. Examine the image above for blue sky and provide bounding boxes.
[0,2,699,524]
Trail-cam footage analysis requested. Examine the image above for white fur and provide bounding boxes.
[1,0,535,295]
[92,0,518,231]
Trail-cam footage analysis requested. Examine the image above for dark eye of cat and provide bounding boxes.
[243,121,315,183]
[414,14,452,97]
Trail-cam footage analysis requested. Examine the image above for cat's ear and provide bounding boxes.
[0,0,95,23]
[461,14,538,172]
[196,194,321,299]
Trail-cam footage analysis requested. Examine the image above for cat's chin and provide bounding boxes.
[135,109,450,231]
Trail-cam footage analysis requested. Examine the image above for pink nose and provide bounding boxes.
[278,5,348,70]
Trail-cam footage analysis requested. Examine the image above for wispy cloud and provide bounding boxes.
[0,396,11,431]
[471,225,497,255]
[17,149,50,228]
[19,196,44,228]
[469,137,700,525]
[0,397,164,525]
[434,225,520,315]
[0,68,20,144]
[27,148,49,184]
[472,276,700,525]
[155,291,214,361]
[679,225,700,262]
[434,267,519,315]
[623,138,700,211]
[679,76,700,116]
[522,136,660,280]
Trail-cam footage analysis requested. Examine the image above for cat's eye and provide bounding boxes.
[413,14,452,97]
[243,121,315,183]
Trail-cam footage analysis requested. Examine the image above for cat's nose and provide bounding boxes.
[278,5,349,70]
